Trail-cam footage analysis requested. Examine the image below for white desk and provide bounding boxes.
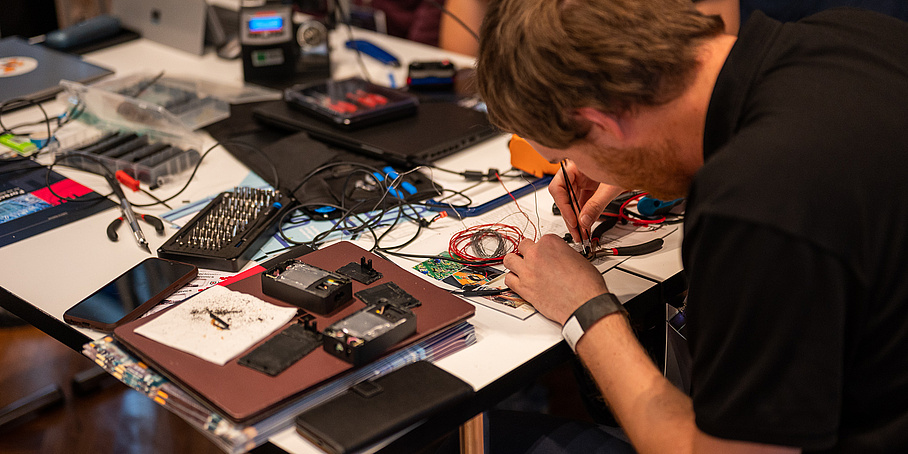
[0,28,682,454]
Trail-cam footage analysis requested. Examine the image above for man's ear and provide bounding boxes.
[573,107,625,144]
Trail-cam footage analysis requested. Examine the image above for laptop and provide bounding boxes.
[112,0,208,55]
[252,99,499,166]
[0,37,113,110]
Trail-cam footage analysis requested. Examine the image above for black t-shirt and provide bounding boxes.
[740,1,908,25]
[685,10,908,452]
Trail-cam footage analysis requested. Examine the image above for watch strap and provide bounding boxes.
[562,293,626,352]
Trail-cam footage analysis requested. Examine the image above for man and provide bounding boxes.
[476,0,908,452]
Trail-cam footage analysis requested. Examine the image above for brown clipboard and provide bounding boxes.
[114,241,475,423]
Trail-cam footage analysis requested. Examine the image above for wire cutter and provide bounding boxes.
[107,214,165,242]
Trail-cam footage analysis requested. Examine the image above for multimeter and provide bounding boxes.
[240,4,296,83]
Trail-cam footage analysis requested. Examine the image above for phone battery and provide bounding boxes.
[262,260,353,314]
[323,303,416,366]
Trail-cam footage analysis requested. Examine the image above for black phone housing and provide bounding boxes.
[322,303,416,366]
[261,259,352,314]
[63,257,198,332]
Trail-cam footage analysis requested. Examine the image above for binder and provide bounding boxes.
[295,361,474,454]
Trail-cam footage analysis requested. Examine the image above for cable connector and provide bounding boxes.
[420,211,449,227]
[115,170,140,192]
[463,170,485,181]
[462,168,501,181]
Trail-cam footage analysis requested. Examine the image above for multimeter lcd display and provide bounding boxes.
[248,15,284,33]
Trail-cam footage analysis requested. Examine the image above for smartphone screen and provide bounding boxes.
[64,257,197,331]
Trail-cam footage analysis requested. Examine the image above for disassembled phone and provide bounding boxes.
[63,257,197,332]
[322,303,416,366]
[261,259,353,314]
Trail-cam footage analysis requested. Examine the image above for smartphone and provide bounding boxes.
[63,257,198,332]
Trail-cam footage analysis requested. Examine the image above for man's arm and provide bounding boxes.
[438,0,487,56]
[575,313,799,454]
[503,236,800,454]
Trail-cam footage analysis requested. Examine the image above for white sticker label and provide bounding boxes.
[0,56,39,78]
[251,48,285,67]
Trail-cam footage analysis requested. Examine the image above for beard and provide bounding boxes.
[589,137,693,200]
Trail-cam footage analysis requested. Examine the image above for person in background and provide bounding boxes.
[476,0,908,452]
[367,0,445,46]
[438,0,739,56]
[439,0,908,55]
[697,0,908,34]
[439,0,487,56]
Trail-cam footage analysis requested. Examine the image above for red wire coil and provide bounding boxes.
[448,223,524,265]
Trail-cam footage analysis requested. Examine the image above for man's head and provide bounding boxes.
[476,0,724,149]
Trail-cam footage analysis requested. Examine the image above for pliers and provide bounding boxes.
[107,214,165,242]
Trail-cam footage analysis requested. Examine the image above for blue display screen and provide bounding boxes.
[249,15,284,33]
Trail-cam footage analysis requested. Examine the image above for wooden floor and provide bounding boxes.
[0,324,222,454]
[0,322,596,454]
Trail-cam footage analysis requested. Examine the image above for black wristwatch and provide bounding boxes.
[562,293,626,352]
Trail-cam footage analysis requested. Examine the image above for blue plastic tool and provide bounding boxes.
[425,175,554,218]
[345,40,401,67]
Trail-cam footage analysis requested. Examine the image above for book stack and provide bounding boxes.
[84,321,476,453]
[82,241,478,453]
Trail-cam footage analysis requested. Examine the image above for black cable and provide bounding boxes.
[423,0,480,43]
[425,164,526,181]
[140,142,220,207]
[218,140,281,191]
[140,187,173,211]
[46,153,118,204]
[286,160,433,230]
[278,202,376,248]
[290,160,385,197]
[2,117,58,134]
[376,249,494,267]
[279,164,439,251]
[372,200,421,250]
[0,98,53,157]
[420,182,480,208]
[332,0,373,83]
[129,71,165,98]
[55,99,86,130]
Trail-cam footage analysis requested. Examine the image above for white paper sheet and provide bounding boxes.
[134,285,298,365]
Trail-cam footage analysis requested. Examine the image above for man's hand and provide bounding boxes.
[550,160,624,242]
[503,235,609,325]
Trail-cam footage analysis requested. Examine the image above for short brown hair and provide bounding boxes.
[476,0,724,148]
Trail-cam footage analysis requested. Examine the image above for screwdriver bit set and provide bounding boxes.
[55,131,200,187]
[157,187,294,271]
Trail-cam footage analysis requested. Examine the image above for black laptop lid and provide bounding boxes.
[252,99,499,166]
[0,37,113,109]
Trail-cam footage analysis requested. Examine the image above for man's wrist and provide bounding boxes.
[562,292,626,352]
